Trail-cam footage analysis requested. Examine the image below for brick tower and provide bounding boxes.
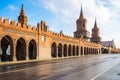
[90,19,101,43]
[74,5,90,40]
[18,4,28,25]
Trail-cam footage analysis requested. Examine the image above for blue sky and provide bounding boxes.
[0,0,120,48]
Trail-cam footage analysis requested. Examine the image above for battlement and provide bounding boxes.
[0,17,37,32]
[51,31,78,41]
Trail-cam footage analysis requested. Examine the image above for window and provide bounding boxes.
[42,35,46,42]
[42,24,45,31]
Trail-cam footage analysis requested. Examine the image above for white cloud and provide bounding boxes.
[8,5,17,11]
[29,0,120,48]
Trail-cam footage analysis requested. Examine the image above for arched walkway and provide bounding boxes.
[58,43,62,57]
[63,44,67,57]
[29,40,37,60]
[51,42,57,58]
[16,38,26,61]
[1,35,13,62]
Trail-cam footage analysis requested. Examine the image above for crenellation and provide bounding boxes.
[3,18,9,25]
[10,21,16,26]
[27,25,31,29]
[22,24,27,28]
[16,22,21,27]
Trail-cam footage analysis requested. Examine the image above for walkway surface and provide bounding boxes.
[0,54,120,80]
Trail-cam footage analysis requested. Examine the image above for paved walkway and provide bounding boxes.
[0,54,120,80]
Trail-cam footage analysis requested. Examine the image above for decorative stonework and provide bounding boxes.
[2,27,36,37]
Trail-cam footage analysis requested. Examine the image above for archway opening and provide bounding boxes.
[58,43,62,57]
[1,35,13,62]
[73,45,75,56]
[16,38,26,61]
[63,44,67,57]
[84,47,86,55]
[29,40,37,60]
[76,46,79,56]
[81,47,83,55]
[68,45,71,56]
[51,42,57,58]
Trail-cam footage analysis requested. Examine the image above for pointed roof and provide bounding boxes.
[20,4,26,16]
[94,18,98,28]
[79,4,84,19]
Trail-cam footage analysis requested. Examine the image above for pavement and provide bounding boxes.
[0,54,120,80]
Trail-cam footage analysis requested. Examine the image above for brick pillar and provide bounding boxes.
[67,46,68,57]
[62,47,63,58]
[71,47,73,56]
[56,47,58,58]
[13,43,17,61]
[37,43,39,60]
[79,46,81,56]
[26,43,29,60]
[83,47,84,56]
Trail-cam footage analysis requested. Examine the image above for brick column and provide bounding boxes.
[13,43,17,61]
[82,47,84,56]
[26,43,29,60]
[37,43,39,60]
[62,47,64,58]
[56,47,58,58]
[67,47,68,57]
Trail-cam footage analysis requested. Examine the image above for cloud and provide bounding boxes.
[28,0,120,48]
[8,5,17,11]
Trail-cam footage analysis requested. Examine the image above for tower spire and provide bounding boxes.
[20,4,26,16]
[79,4,84,19]
[18,4,28,25]
[90,18,101,43]
[94,17,98,28]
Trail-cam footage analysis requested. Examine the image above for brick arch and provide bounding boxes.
[68,44,72,56]
[28,39,37,60]
[51,42,57,58]
[58,43,62,57]
[0,34,14,42]
[15,36,27,44]
[72,45,75,56]
[16,37,26,61]
[1,35,13,62]
[81,46,83,55]
[76,46,79,56]
[63,44,67,57]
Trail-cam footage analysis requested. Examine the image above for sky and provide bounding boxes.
[0,0,120,48]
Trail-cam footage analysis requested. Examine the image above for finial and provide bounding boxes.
[20,4,25,16]
[22,4,24,10]
[79,4,84,19]
[94,17,97,28]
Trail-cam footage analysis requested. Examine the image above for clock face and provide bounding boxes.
[42,36,46,42]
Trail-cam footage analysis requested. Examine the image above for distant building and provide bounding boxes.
[102,40,116,48]
[101,40,118,53]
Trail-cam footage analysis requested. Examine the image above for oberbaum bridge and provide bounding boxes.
[0,5,119,62]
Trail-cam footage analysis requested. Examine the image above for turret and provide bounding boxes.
[74,5,90,40]
[90,18,101,43]
[18,4,28,26]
